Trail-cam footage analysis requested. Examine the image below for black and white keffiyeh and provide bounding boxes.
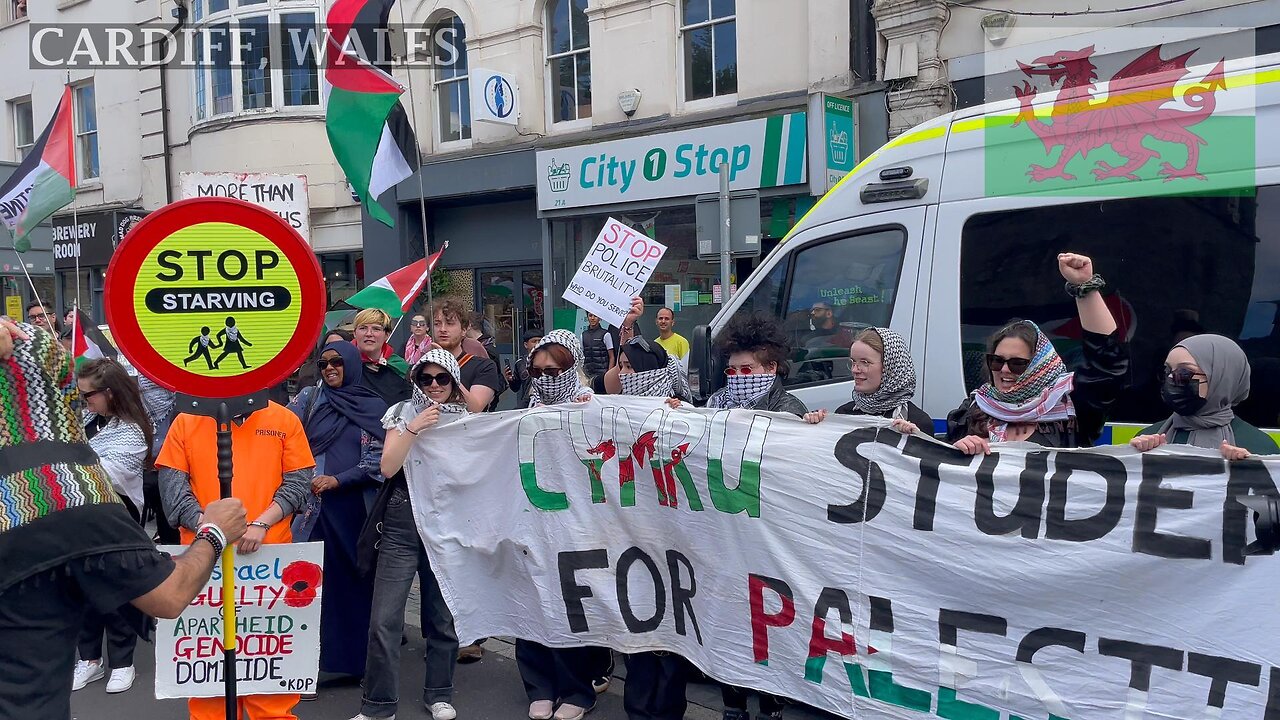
[527,330,592,407]
[410,348,463,412]
[708,373,776,409]
[620,356,690,399]
[851,327,917,417]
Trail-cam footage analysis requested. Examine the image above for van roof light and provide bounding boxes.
[860,178,928,204]
[879,166,913,181]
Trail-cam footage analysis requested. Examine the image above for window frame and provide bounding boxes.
[544,0,592,129]
[191,0,321,124]
[765,224,910,392]
[4,0,27,25]
[678,0,738,108]
[10,97,33,162]
[432,13,472,148]
[72,82,98,182]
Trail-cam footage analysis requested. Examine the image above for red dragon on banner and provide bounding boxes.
[1012,44,1227,183]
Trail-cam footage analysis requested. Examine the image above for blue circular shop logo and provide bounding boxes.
[484,75,515,119]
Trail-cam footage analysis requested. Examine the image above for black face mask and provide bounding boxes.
[1161,379,1208,416]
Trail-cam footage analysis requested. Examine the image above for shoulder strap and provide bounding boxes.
[458,354,475,368]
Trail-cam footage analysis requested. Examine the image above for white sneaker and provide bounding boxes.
[105,666,135,693]
[429,702,457,720]
[348,715,395,720]
[72,660,105,691]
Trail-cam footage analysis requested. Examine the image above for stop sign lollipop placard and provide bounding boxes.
[105,197,324,398]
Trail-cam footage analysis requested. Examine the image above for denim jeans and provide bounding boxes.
[361,486,458,717]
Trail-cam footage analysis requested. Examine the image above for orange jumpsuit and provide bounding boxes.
[157,402,315,720]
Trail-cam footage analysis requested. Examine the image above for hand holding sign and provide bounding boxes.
[562,218,667,327]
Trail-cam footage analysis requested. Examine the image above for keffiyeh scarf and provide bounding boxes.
[708,373,776,409]
[973,321,1075,441]
[852,328,916,416]
[527,330,592,407]
[410,348,464,412]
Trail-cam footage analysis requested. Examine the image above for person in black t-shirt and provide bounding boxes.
[431,299,506,414]
[0,320,247,719]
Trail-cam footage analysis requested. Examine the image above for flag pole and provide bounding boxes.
[394,1,436,327]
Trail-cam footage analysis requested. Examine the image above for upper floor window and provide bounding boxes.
[5,0,27,23]
[434,14,470,143]
[192,0,320,122]
[546,0,591,123]
[73,83,98,181]
[10,98,32,161]
[681,0,737,102]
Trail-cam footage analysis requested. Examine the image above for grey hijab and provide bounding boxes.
[1157,334,1250,448]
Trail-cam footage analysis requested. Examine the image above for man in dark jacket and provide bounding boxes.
[581,313,612,379]
[506,330,543,409]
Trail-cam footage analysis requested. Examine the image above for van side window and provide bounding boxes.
[959,185,1280,428]
[777,228,908,388]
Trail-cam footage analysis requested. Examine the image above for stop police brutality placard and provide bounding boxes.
[563,217,667,327]
[104,197,325,398]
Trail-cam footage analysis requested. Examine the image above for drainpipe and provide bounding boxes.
[851,0,876,82]
[158,1,187,205]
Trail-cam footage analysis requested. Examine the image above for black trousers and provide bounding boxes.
[722,684,784,714]
[515,640,597,708]
[77,608,137,668]
[623,652,687,720]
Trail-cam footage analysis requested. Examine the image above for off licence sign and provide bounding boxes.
[105,197,324,397]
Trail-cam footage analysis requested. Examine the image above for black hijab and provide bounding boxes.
[305,342,387,457]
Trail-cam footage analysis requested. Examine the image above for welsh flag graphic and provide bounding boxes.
[345,246,446,319]
[0,86,75,252]
[324,0,419,226]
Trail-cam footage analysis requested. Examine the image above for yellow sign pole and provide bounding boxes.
[217,402,238,720]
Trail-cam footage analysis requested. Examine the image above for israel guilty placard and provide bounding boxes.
[562,217,667,327]
[104,197,325,398]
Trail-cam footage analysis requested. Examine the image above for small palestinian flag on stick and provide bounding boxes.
[0,86,76,252]
[345,246,446,319]
[70,309,117,369]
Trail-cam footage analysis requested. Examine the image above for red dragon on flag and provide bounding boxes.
[1011,44,1227,183]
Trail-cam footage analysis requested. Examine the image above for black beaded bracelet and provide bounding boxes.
[194,528,224,556]
[1065,273,1106,298]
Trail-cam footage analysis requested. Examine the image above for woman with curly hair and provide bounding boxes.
[703,314,805,720]
[704,313,807,418]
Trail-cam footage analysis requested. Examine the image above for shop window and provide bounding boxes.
[681,0,737,102]
[10,98,32,161]
[546,0,591,123]
[73,83,98,181]
[959,186,1280,427]
[192,0,320,121]
[434,13,471,143]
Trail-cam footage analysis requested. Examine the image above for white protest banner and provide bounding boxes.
[562,218,667,327]
[402,397,1280,720]
[180,172,310,241]
[154,543,323,699]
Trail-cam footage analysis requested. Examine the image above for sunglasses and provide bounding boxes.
[316,357,345,371]
[1163,366,1207,386]
[410,320,428,327]
[416,372,455,388]
[80,388,106,400]
[724,364,764,376]
[986,354,1031,375]
[528,366,569,379]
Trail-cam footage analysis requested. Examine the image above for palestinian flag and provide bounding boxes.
[70,309,116,369]
[0,86,75,252]
[345,246,446,318]
[324,0,419,227]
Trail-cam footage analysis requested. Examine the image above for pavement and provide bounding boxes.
[70,583,840,720]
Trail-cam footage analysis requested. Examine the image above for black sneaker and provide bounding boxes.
[721,710,751,720]
[757,712,783,720]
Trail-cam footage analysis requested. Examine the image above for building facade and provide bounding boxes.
[362,0,887,370]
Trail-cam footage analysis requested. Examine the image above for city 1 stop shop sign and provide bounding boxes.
[105,197,324,397]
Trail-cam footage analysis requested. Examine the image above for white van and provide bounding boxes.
[689,50,1280,445]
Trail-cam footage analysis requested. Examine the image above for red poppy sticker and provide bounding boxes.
[281,561,323,608]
